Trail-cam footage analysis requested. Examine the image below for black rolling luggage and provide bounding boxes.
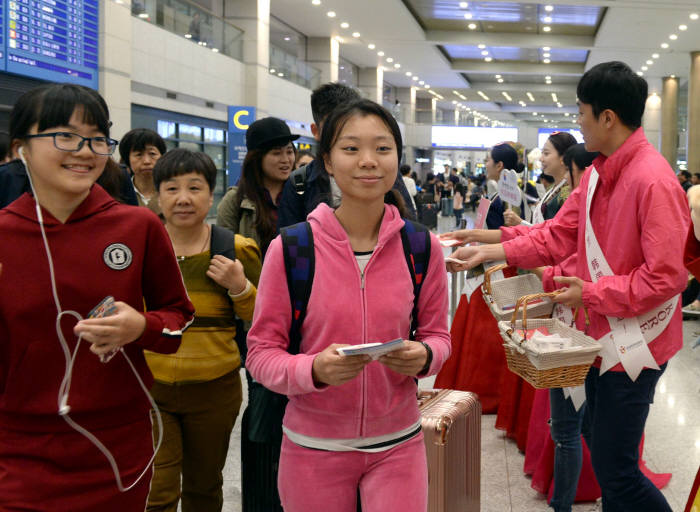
[419,203,438,229]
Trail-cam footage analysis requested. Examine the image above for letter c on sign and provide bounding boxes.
[233,110,250,130]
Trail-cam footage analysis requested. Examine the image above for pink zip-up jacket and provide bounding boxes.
[502,128,690,371]
[246,203,451,439]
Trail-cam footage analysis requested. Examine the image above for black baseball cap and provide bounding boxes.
[246,117,300,151]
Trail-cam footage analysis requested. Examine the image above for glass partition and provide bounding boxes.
[132,0,243,61]
[269,44,321,90]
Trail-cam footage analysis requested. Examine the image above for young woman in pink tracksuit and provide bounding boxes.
[245,99,451,512]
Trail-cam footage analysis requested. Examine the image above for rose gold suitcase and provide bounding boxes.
[419,389,481,512]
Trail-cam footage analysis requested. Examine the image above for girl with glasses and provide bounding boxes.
[0,83,194,510]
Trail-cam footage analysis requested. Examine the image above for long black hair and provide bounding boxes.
[318,99,408,217]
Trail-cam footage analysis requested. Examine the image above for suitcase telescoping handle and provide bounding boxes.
[482,263,509,297]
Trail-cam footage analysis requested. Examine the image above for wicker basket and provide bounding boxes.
[497,293,601,389]
[482,264,554,322]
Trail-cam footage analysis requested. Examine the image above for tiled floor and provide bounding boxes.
[217,212,700,511]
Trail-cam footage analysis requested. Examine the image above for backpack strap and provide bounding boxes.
[280,221,315,355]
[210,224,236,261]
[399,219,432,338]
[290,164,308,196]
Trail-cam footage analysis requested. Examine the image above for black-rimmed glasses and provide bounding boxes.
[24,132,119,155]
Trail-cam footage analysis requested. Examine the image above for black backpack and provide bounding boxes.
[245,218,432,443]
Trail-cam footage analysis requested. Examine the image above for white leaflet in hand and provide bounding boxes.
[440,239,462,247]
[336,338,404,360]
[497,169,522,205]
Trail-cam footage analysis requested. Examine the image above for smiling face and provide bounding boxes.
[540,139,566,181]
[21,108,108,206]
[261,143,295,186]
[323,114,398,205]
[158,171,213,228]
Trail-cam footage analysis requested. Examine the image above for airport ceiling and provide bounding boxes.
[271,0,700,127]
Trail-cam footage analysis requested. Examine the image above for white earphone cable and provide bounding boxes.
[19,147,162,492]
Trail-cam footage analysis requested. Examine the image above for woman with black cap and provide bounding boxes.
[217,117,299,257]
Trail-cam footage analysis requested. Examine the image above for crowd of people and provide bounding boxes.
[0,60,695,512]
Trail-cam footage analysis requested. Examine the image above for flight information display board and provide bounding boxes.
[1,0,98,88]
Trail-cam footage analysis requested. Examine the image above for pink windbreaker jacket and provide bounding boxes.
[502,128,690,371]
[246,203,451,439]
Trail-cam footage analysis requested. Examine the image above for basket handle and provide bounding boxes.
[482,263,509,296]
[509,291,563,335]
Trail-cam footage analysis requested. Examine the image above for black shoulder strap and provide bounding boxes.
[210,224,236,261]
[399,219,432,338]
[290,164,308,195]
[280,221,315,355]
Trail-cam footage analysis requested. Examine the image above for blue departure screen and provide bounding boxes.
[0,0,6,70]
[3,0,98,88]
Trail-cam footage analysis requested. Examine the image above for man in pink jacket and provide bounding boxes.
[449,61,689,511]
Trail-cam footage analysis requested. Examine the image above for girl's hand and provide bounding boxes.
[438,230,471,247]
[503,209,523,226]
[73,302,147,356]
[312,344,372,387]
[378,340,428,376]
[552,276,585,308]
[207,255,247,294]
[446,245,486,272]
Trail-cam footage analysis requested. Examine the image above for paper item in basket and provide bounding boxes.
[515,327,551,339]
[531,332,573,353]
[501,297,545,311]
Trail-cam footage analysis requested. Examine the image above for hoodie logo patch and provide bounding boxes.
[103,243,133,270]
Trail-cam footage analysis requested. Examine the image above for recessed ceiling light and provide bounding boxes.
[652,53,659,58]
[386,57,394,62]
[544,16,552,23]
[481,50,489,56]
[691,13,699,20]
[495,74,501,78]
[646,60,653,65]
[425,85,431,89]
[452,100,458,104]
[641,66,648,71]
[545,5,554,12]
[468,23,477,30]
[545,75,551,80]
[680,24,688,31]
[543,26,551,32]
[637,71,644,76]
[327,11,336,17]
[502,91,512,101]
[671,74,676,78]
[543,58,551,63]
[278,73,284,77]
[340,22,349,28]
[669,34,678,40]
[527,92,535,101]
[485,57,493,62]
[412,76,419,81]
[661,43,669,49]
[284,36,291,41]
[419,80,424,84]
[542,46,551,51]
[368,43,375,49]
[270,68,276,73]
[377,51,385,56]
[352,32,360,37]
[497,78,504,83]
[394,63,401,68]
[478,44,486,49]
[464,12,472,19]
[406,71,412,76]
[459,2,468,7]
[311,0,320,4]
[543,52,551,58]
[565,113,570,117]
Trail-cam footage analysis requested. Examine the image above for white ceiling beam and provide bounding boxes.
[466,83,575,94]
[451,60,585,75]
[426,31,595,50]
[457,0,700,9]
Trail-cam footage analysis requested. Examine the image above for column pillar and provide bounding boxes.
[431,98,437,124]
[359,66,383,103]
[661,76,679,168]
[307,37,339,85]
[642,85,661,151]
[453,108,460,126]
[98,0,132,139]
[226,0,270,117]
[396,87,416,124]
[688,52,700,172]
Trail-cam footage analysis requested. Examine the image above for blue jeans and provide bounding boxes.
[549,388,586,512]
[582,364,670,512]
